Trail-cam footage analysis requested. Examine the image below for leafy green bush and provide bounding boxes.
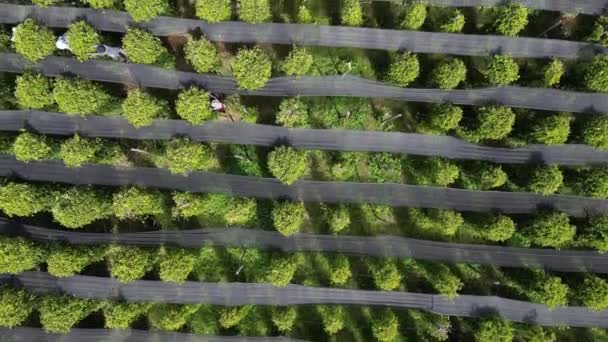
[585,55,608,92]
[578,168,608,199]
[149,304,201,331]
[367,259,401,291]
[528,275,569,310]
[276,97,309,127]
[328,254,351,286]
[417,103,463,134]
[473,214,515,242]
[430,8,465,33]
[13,19,56,62]
[104,302,151,329]
[0,287,34,328]
[386,52,419,87]
[112,187,166,220]
[14,73,54,109]
[175,87,215,124]
[297,5,314,23]
[579,276,608,310]
[164,139,215,174]
[272,201,305,236]
[588,16,608,47]
[527,113,570,145]
[580,215,608,253]
[523,212,575,248]
[224,198,256,225]
[480,55,520,86]
[459,162,507,190]
[267,146,308,185]
[429,58,466,89]
[82,0,120,9]
[124,0,169,22]
[231,48,272,90]
[492,4,528,36]
[51,187,113,228]
[39,295,100,333]
[528,166,563,195]
[59,135,99,167]
[271,307,297,332]
[123,28,175,68]
[0,182,49,217]
[400,3,427,30]
[219,305,253,328]
[32,0,60,6]
[107,245,156,282]
[66,21,101,61]
[0,236,44,274]
[281,46,314,77]
[403,156,460,187]
[53,77,118,115]
[408,208,463,237]
[474,317,513,342]
[543,59,564,87]
[158,247,197,283]
[122,88,169,127]
[317,305,346,334]
[46,245,105,277]
[184,37,220,73]
[195,0,232,22]
[581,116,608,149]
[13,133,53,162]
[461,106,515,142]
[367,152,402,183]
[325,204,351,234]
[341,0,363,26]
[372,309,400,342]
[238,0,271,23]
[266,255,298,287]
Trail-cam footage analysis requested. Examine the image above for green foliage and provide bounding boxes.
[46,245,105,277]
[271,307,297,332]
[124,0,169,22]
[39,295,100,333]
[326,204,351,234]
[404,156,460,187]
[106,245,155,282]
[431,8,465,33]
[171,193,255,225]
[581,116,608,149]
[461,106,516,142]
[527,113,570,145]
[528,166,563,195]
[276,97,309,127]
[272,201,305,236]
[585,55,608,93]
[195,0,232,23]
[408,208,463,237]
[103,302,151,329]
[578,168,608,198]
[59,135,120,167]
[523,212,575,248]
[82,0,120,9]
[367,153,402,183]
[459,162,507,190]
[474,317,514,342]
[53,77,118,115]
[158,247,197,283]
[318,305,346,334]
[528,275,569,310]
[219,305,253,328]
[580,215,608,253]
[297,5,314,23]
[579,275,608,310]
[328,254,352,286]
[231,48,272,90]
[368,259,401,291]
[184,37,220,73]
[164,139,215,174]
[588,16,608,47]
[112,187,166,220]
[429,58,467,89]
[341,0,363,26]
[238,0,272,23]
[268,146,308,185]
[0,287,34,328]
[0,182,49,217]
[123,29,174,68]
[266,255,298,287]
[0,236,43,274]
[13,19,56,62]
[52,187,112,228]
[175,87,215,125]
[32,0,60,6]
[13,133,53,162]
[386,52,420,87]
[472,214,515,242]
[492,4,528,36]
[14,73,54,110]
[225,198,257,225]
[188,305,219,334]
[543,59,565,87]
[148,304,200,331]
[480,55,520,86]
[66,21,101,61]
[417,104,463,134]
[371,309,399,342]
[281,46,314,77]
[400,3,427,30]
[122,88,169,128]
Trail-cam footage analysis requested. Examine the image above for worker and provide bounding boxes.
[210,94,226,112]
[55,33,70,50]
[91,44,128,62]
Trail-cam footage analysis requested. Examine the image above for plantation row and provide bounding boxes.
[9,17,608,94]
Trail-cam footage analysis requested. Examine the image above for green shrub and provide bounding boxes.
[104,302,151,329]
[417,104,463,134]
[372,309,400,342]
[281,46,314,77]
[276,97,309,127]
[272,201,305,236]
[475,317,513,342]
[527,113,570,145]
[107,245,155,282]
[164,139,215,174]
[367,152,402,183]
[46,245,105,277]
[13,133,53,162]
[431,8,465,33]
[400,3,427,30]
[578,168,608,199]
[580,215,608,253]
[341,0,363,26]
[149,304,201,331]
[588,16,608,47]
[53,77,118,115]
[32,0,60,6]
[318,305,346,334]
[224,198,256,225]
[528,166,563,195]
[59,135,100,167]
[0,287,34,328]
[579,276,608,311]
[480,55,520,86]
[184,37,220,73]
[581,116,608,149]
[158,247,197,283]
[231,48,272,90]
[0,236,43,274]
[39,295,100,333]
[271,307,297,332]
[523,212,575,248]
[268,146,309,185]
[408,208,463,237]
[219,306,253,328]
[266,255,298,287]
[459,162,507,190]
[461,106,516,142]
[195,0,232,22]
[429,58,466,89]
[238,0,271,23]
[386,52,419,87]
[492,4,528,36]
[326,205,351,234]
[123,28,175,68]
[13,19,55,62]
[51,187,112,228]
[124,0,169,22]
[404,156,460,187]
[14,73,54,109]
[82,0,120,9]
[66,21,100,61]
[368,259,401,291]
[122,88,169,127]
[472,214,515,242]
[0,182,49,217]
[112,187,166,220]
[175,87,215,124]
[297,5,314,23]
[528,275,569,310]
[585,55,608,93]
[543,59,564,87]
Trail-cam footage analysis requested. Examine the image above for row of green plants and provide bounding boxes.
[2,286,569,342]
[8,18,608,93]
